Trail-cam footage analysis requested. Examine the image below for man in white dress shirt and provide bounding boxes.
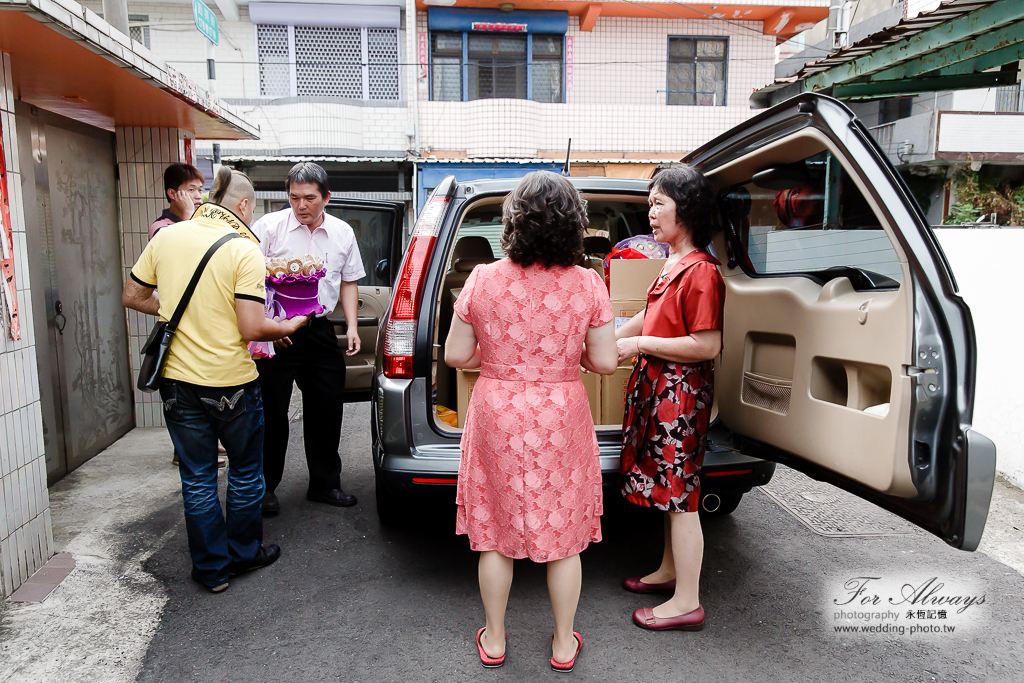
[251,162,365,514]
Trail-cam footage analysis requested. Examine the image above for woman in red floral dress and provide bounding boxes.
[614,165,725,632]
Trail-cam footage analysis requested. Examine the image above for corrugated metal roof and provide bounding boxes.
[754,0,1003,101]
[797,0,997,78]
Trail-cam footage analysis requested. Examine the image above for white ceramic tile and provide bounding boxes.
[33,402,43,460]
[0,537,12,596]
[5,118,20,178]
[13,407,23,470]
[12,524,24,586]
[0,476,7,541]
[43,507,53,558]
[0,52,7,113]
[0,418,7,478]
[25,460,36,522]
[3,474,13,540]
[14,465,24,529]
[1,112,12,191]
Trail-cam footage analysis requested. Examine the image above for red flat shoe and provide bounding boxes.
[632,606,705,631]
[476,627,506,669]
[550,631,583,673]
[622,576,677,596]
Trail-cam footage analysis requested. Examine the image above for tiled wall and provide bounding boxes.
[415,15,776,156]
[0,51,54,598]
[116,126,193,428]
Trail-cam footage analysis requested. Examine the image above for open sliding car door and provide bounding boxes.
[689,94,994,550]
[324,199,405,401]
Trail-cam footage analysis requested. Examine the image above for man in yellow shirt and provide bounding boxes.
[123,169,307,593]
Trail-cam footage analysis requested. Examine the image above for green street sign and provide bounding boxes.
[193,0,219,46]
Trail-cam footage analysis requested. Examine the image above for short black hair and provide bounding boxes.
[501,171,588,269]
[649,165,720,249]
[286,162,330,199]
[163,163,204,201]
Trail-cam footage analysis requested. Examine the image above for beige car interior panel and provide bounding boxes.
[707,129,917,498]
[332,286,390,392]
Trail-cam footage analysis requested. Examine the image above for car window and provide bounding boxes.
[722,150,902,288]
[325,206,395,287]
[455,221,506,259]
[452,198,650,264]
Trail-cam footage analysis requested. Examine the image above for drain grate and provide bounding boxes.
[758,465,920,538]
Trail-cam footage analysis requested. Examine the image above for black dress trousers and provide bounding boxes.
[256,316,346,494]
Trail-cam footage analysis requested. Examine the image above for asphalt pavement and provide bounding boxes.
[125,402,1024,683]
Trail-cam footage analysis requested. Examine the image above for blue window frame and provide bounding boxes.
[667,36,728,106]
[430,30,564,103]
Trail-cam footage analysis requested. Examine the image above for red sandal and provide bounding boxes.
[476,627,506,669]
[550,631,583,673]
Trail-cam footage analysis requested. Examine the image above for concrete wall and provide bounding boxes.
[934,229,1024,489]
[0,52,54,597]
[116,127,195,429]
[209,100,410,156]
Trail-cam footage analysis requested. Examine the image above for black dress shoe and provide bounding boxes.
[261,491,280,516]
[307,488,358,507]
[230,544,281,576]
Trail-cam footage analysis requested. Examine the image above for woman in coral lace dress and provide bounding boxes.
[614,165,725,632]
[445,171,618,672]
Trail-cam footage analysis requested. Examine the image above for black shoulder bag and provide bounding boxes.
[137,233,241,392]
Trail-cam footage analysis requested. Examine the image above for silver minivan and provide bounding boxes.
[369,94,996,550]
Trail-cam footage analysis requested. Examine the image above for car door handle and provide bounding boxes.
[357,317,378,327]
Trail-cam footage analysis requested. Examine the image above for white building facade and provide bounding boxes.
[83,0,828,204]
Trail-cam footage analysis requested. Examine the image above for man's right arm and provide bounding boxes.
[124,244,160,315]
[233,240,305,341]
[122,278,160,316]
[235,298,307,341]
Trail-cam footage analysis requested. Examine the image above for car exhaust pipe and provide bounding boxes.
[701,494,721,513]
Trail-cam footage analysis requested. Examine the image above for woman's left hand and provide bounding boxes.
[617,336,640,364]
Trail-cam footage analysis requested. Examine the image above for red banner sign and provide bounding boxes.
[0,115,20,341]
[470,22,527,32]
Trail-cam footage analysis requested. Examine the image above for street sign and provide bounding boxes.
[192,0,219,46]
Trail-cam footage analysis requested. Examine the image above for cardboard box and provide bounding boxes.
[608,258,666,300]
[456,368,480,428]
[601,365,635,426]
[613,299,646,331]
[580,369,601,424]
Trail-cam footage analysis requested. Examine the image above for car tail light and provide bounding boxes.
[382,177,456,379]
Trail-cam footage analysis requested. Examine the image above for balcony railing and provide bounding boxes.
[996,85,1023,113]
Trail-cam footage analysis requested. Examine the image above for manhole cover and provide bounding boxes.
[758,466,919,538]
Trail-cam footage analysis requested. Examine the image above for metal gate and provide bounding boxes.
[15,104,133,483]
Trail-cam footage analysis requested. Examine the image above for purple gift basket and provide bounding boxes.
[267,269,327,319]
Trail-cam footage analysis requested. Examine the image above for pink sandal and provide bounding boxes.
[551,631,583,673]
[476,627,506,669]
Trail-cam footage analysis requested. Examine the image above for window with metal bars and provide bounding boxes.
[128,14,150,49]
[430,31,563,103]
[431,32,463,101]
[667,37,727,106]
[256,24,400,99]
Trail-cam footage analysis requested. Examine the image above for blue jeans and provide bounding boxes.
[160,380,265,586]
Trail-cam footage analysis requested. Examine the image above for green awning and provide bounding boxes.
[753,0,1024,107]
